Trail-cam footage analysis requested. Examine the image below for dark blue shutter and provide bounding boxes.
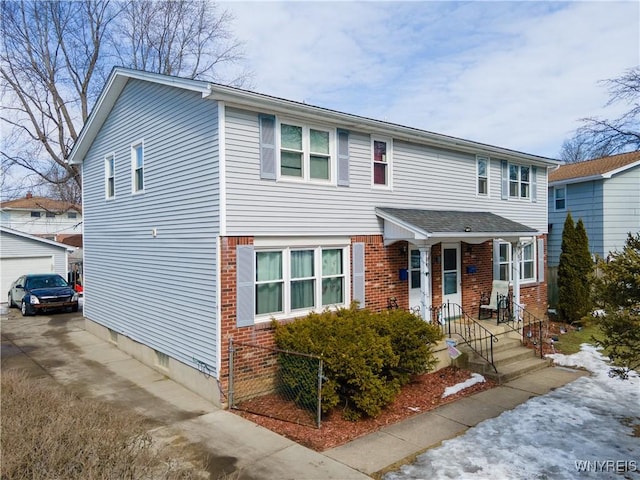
[352,242,365,308]
[236,245,255,327]
[259,114,276,180]
[501,160,508,200]
[337,129,349,186]
[531,166,538,203]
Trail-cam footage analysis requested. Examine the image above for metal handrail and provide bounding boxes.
[430,302,498,373]
[499,298,547,359]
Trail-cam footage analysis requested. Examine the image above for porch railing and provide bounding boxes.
[430,302,498,373]
[498,297,546,359]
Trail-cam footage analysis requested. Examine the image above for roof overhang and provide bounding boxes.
[376,208,539,246]
[0,226,75,252]
[69,68,560,168]
[549,159,640,187]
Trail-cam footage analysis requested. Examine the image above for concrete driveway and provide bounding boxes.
[1,304,369,480]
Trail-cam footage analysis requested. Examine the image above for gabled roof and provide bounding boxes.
[549,151,640,185]
[0,226,75,251]
[69,67,559,167]
[1,195,81,213]
[376,208,538,245]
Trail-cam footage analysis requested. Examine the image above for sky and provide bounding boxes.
[385,344,640,479]
[222,1,640,159]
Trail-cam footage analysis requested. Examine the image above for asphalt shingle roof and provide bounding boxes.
[1,196,81,212]
[549,151,640,183]
[377,208,537,235]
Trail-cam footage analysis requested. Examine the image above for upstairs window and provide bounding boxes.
[372,137,392,187]
[509,164,530,199]
[131,142,144,193]
[67,212,78,219]
[279,123,332,181]
[105,154,115,198]
[477,156,489,195]
[554,186,566,211]
[30,211,41,218]
[45,212,56,218]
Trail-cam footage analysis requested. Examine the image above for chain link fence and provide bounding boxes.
[228,340,323,428]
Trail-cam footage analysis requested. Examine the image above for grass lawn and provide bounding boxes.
[552,322,604,355]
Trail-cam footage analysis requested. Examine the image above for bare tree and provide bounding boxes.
[112,0,250,85]
[1,0,114,202]
[1,0,250,203]
[560,66,640,162]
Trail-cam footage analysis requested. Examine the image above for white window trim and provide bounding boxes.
[476,155,490,197]
[276,119,336,185]
[105,153,115,199]
[131,140,145,194]
[508,163,531,200]
[254,243,351,323]
[554,185,566,211]
[371,135,393,190]
[499,240,537,284]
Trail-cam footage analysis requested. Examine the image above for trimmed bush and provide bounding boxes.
[273,305,442,420]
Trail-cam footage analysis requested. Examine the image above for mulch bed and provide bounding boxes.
[233,366,497,451]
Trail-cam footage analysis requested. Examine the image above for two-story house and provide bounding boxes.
[1,193,82,242]
[69,68,558,405]
[547,151,640,305]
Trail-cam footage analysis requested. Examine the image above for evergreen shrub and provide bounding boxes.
[273,304,443,420]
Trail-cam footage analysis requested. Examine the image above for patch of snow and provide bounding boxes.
[442,373,485,398]
[385,344,640,480]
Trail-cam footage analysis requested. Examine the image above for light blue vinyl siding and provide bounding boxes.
[223,107,548,236]
[82,79,220,374]
[603,165,640,255]
[547,180,604,266]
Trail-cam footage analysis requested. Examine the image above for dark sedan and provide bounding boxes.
[8,273,79,316]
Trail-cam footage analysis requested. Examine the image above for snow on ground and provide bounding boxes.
[442,373,485,398]
[385,345,640,480]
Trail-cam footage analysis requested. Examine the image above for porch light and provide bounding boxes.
[464,226,472,232]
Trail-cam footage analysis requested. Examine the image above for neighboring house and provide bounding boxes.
[1,226,74,296]
[69,68,558,405]
[547,151,640,306]
[548,151,640,264]
[1,193,82,242]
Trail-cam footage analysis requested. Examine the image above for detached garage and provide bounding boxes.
[1,227,74,298]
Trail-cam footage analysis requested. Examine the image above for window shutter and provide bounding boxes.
[531,166,537,203]
[259,114,276,180]
[493,239,501,280]
[501,160,508,200]
[337,129,350,186]
[236,245,255,327]
[352,242,365,308]
[537,238,545,283]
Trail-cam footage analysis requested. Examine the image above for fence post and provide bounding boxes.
[317,358,323,429]
[228,339,235,408]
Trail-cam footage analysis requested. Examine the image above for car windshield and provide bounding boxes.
[26,275,69,289]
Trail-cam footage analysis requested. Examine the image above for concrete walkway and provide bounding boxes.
[1,306,587,479]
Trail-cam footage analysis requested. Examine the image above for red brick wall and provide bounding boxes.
[218,235,549,391]
[351,235,407,311]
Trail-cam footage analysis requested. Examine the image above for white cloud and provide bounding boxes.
[224,1,639,158]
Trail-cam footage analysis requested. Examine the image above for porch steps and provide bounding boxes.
[465,335,551,384]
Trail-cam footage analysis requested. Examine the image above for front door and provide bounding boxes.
[409,248,421,311]
[442,243,461,307]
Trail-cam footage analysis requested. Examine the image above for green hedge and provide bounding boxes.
[273,304,443,420]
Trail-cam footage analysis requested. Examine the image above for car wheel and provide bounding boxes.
[8,293,15,308]
[21,300,34,317]
[71,304,79,313]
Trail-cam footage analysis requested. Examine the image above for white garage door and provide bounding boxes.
[1,256,54,297]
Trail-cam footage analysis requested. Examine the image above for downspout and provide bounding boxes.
[420,246,432,320]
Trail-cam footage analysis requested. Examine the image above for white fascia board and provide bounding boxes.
[0,226,75,251]
[548,160,640,187]
[602,160,640,178]
[68,68,211,165]
[207,88,559,167]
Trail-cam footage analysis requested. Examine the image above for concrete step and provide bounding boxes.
[469,345,536,369]
[487,357,552,383]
